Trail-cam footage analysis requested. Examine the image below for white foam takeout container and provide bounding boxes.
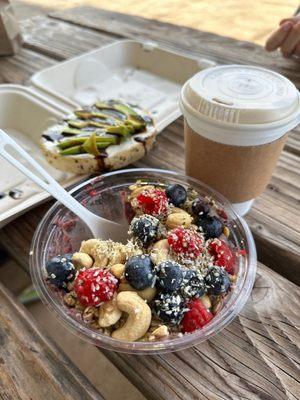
[0,39,215,227]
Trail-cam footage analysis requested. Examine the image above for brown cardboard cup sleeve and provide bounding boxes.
[184,122,287,203]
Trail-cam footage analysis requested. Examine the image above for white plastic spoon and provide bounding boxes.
[0,129,128,242]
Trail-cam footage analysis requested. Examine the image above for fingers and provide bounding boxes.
[280,17,297,25]
[280,21,300,57]
[280,18,291,25]
[265,22,293,51]
[280,14,300,25]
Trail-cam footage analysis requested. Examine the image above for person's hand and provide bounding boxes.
[265,15,300,57]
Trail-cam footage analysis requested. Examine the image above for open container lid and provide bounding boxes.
[31,39,215,131]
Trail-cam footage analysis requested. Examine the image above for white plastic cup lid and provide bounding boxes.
[181,65,300,145]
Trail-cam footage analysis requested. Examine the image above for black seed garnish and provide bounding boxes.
[142,115,153,123]
[9,189,23,199]
[42,133,64,142]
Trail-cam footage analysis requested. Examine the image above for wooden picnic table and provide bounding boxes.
[0,6,299,400]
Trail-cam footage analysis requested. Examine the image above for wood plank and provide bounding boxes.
[0,282,103,400]
[286,129,300,157]
[0,47,55,85]
[0,202,50,268]
[102,263,300,400]
[0,116,299,283]
[0,258,31,295]
[50,6,300,89]
[21,16,115,61]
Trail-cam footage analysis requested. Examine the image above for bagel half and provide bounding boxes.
[40,100,156,174]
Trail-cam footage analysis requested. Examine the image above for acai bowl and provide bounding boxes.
[30,168,256,354]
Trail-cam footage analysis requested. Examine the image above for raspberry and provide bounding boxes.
[136,188,168,217]
[208,239,235,274]
[74,268,118,307]
[167,227,203,260]
[181,299,213,333]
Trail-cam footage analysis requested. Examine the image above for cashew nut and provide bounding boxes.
[151,239,170,264]
[152,239,169,250]
[118,282,135,292]
[109,251,126,266]
[201,294,212,309]
[80,239,108,268]
[152,325,169,338]
[110,263,125,279]
[118,282,133,291]
[72,252,93,269]
[166,211,192,229]
[98,298,122,327]
[112,292,151,341]
[223,226,230,238]
[212,296,222,315]
[139,287,157,302]
[118,282,157,302]
[80,239,100,254]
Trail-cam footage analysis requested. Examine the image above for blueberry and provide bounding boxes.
[204,266,231,296]
[192,198,210,217]
[165,184,187,206]
[125,255,156,290]
[46,254,76,289]
[154,292,186,325]
[156,261,183,292]
[181,269,205,298]
[131,215,159,246]
[197,216,223,240]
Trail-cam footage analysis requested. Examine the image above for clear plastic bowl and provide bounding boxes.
[30,168,257,354]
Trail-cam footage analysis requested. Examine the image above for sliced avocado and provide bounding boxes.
[58,135,118,150]
[68,118,118,130]
[89,120,114,129]
[113,102,139,117]
[106,125,133,136]
[94,101,116,110]
[60,141,110,156]
[67,120,89,129]
[129,114,147,124]
[60,145,85,155]
[82,132,100,156]
[125,115,146,130]
[95,101,144,120]
[61,127,82,135]
[95,102,127,120]
[57,101,151,155]
[74,110,109,120]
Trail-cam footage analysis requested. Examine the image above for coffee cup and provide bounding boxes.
[180,65,300,216]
